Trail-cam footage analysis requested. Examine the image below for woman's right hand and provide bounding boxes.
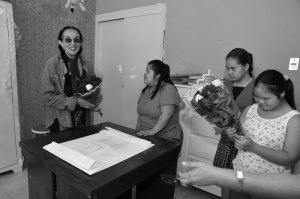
[76,97,95,109]
[223,127,236,140]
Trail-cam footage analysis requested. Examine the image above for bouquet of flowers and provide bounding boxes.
[185,70,244,135]
[75,70,103,106]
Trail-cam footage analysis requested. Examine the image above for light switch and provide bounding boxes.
[288,58,299,70]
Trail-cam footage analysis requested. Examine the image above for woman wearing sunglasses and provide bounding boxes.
[42,26,96,133]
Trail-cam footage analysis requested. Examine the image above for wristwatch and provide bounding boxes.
[236,171,244,192]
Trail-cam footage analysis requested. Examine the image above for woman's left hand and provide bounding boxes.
[137,129,156,137]
[234,134,254,151]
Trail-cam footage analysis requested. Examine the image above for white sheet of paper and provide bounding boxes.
[43,142,95,170]
[43,128,154,175]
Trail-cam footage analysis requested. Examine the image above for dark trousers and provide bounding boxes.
[48,118,60,134]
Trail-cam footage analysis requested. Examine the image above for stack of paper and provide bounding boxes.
[43,127,154,175]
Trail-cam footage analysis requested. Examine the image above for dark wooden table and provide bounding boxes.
[20,122,181,199]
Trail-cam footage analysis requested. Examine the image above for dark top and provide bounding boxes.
[64,73,74,97]
[233,86,244,100]
[224,79,255,113]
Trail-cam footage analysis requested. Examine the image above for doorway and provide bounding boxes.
[94,4,166,129]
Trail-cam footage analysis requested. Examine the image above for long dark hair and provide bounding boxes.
[164,63,177,91]
[57,26,84,93]
[226,48,254,77]
[142,60,176,99]
[254,70,296,110]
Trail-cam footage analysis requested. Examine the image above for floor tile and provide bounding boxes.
[0,187,11,199]
[174,188,188,199]
[175,181,193,192]
[0,169,29,199]
[184,186,220,199]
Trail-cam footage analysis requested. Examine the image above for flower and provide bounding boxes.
[85,84,93,91]
[211,79,222,87]
[187,75,244,135]
[75,72,103,106]
[195,94,203,102]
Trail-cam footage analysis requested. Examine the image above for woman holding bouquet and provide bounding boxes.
[42,26,96,133]
[227,70,300,199]
[213,48,256,199]
[136,60,183,143]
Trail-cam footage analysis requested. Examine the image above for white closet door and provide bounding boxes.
[120,14,164,128]
[96,20,124,125]
[0,8,17,168]
[95,4,166,129]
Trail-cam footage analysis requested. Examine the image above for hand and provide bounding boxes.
[223,127,236,139]
[137,129,156,137]
[76,97,95,109]
[177,161,218,187]
[234,134,254,151]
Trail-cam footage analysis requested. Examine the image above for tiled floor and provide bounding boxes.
[0,169,29,199]
[175,182,220,199]
[0,168,220,199]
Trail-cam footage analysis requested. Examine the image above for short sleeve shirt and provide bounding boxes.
[137,83,182,140]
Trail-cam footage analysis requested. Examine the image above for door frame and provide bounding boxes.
[93,4,167,124]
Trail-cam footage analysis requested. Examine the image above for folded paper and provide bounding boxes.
[43,141,96,170]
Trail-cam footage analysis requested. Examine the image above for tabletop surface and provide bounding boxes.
[20,122,181,198]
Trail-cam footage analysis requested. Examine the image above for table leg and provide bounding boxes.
[26,153,55,199]
[136,160,177,199]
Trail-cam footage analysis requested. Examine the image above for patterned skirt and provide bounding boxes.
[213,132,238,169]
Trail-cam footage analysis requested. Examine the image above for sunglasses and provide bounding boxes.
[64,38,82,44]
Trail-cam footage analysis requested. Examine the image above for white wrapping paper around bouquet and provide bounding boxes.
[184,69,243,134]
[43,127,154,175]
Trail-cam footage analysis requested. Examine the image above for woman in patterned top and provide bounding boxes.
[227,70,300,199]
[213,48,255,199]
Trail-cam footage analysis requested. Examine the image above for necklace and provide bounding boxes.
[145,87,154,104]
[144,96,150,104]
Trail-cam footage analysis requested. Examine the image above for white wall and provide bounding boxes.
[96,0,300,111]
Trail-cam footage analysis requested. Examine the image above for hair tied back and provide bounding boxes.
[283,75,289,81]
